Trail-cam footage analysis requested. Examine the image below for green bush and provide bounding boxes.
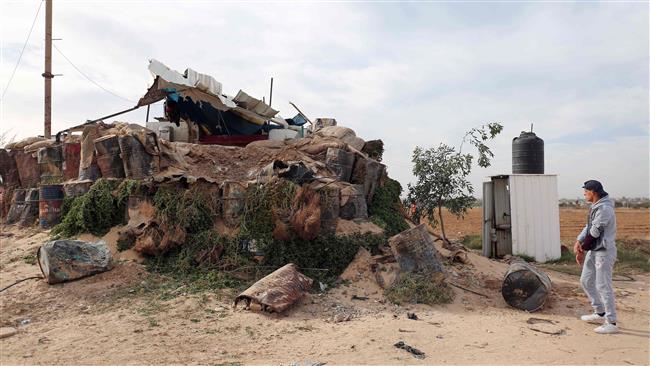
[369,178,409,237]
[152,185,218,234]
[262,233,387,284]
[52,179,122,237]
[145,229,253,292]
[461,234,482,250]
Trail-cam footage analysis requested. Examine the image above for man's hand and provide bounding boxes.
[576,251,585,266]
[573,240,584,254]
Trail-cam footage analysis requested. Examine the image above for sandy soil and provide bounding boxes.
[1,223,649,366]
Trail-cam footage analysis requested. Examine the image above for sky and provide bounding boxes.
[1,1,648,199]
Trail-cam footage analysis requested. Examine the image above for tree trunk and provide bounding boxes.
[437,200,452,249]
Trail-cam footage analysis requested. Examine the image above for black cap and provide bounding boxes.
[582,180,608,197]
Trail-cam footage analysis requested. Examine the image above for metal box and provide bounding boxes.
[482,174,561,262]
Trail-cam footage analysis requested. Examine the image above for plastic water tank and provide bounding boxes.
[512,131,544,174]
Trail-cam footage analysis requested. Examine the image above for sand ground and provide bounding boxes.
[1,214,649,365]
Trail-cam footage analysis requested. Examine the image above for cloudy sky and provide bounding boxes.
[1,1,648,198]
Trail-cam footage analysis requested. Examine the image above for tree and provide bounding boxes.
[407,123,503,246]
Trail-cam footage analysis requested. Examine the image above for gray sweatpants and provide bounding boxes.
[580,247,618,323]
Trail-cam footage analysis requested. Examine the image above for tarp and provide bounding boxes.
[144,59,280,129]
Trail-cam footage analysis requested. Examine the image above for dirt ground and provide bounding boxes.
[1,211,649,365]
[441,207,650,242]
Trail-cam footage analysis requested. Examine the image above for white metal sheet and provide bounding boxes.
[509,175,561,262]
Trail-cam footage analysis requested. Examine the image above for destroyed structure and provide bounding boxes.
[0,60,552,314]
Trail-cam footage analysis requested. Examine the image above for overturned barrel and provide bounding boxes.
[94,135,125,178]
[39,184,64,228]
[38,239,113,284]
[502,261,552,312]
[119,135,153,179]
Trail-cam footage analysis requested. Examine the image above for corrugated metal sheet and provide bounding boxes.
[493,178,512,256]
[482,181,493,257]
[509,175,561,262]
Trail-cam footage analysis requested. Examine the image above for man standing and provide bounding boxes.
[574,180,618,334]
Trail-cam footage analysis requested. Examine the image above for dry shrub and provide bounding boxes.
[134,222,185,256]
[272,219,291,241]
[291,186,321,240]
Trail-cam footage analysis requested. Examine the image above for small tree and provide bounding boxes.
[407,123,503,246]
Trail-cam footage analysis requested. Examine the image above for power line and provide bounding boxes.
[53,44,136,104]
[0,0,44,101]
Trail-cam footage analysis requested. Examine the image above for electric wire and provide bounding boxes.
[0,0,44,101]
[53,43,136,103]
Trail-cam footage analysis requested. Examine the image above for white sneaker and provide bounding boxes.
[580,313,605,323]
[594,323,619,334]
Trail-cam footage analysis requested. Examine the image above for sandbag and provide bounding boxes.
[37,239,113,284]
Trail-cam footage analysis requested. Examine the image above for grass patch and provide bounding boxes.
[514,254,536,263]
[461,234,482,250]
[22,252,37,265]
[546,250,575,264]
[385,272,454,305]
[369,178,409,237]
[145,229,254,294]
[615,247,650,273]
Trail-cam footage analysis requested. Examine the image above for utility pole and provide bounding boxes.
[43,0,53,138]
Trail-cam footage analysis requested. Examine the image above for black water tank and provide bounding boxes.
[512,131,544,174]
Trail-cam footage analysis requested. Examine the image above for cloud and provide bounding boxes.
[1,1,647,197]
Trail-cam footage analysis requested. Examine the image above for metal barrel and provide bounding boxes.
[62,142,81,181]
[19,188,40,227]
[94,135,125,178]
[339,184,368,220]
[37,145,64,183]
[221,181,246,227]
[39,184,64,228]
[13,150,40,188]
[325,148,355,182]
[6,189,27,225]
[118,135,153,180]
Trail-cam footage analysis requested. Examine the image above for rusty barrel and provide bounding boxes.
[94,135,125,178]
[62,142,81,181]
[118,135,153,179]
[63,180,93,198]
[19,188,40,227]
[39,184,64,228]
[502,261,552,312]
[13,150,40,188]
[37,145,64,183]
[6,189,27,225]
[339,184,368,220]
[222,181,247,227]
[325,148,355,182]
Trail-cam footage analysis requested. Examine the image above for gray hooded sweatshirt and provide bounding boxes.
[577,195,617,251]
